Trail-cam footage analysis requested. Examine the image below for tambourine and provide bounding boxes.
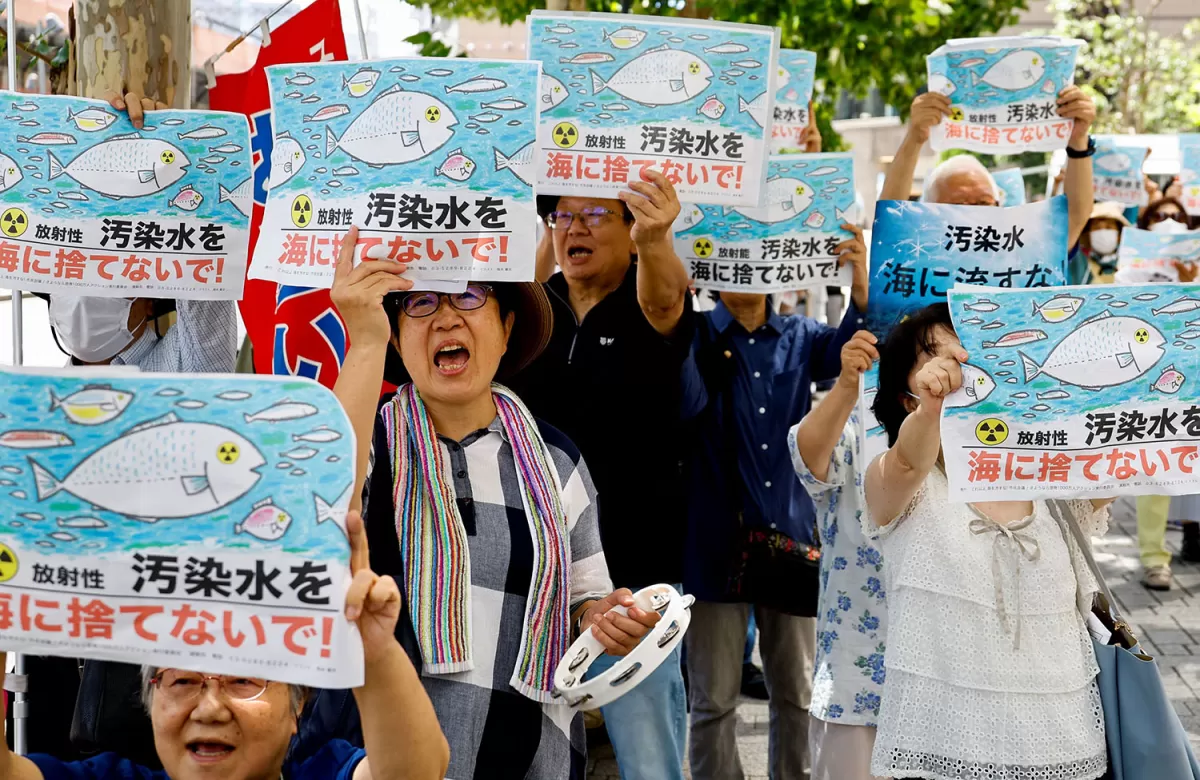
[552,583,695,711]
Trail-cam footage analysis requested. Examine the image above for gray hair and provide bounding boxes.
[140,666,307,716]
[921,154,1001,203]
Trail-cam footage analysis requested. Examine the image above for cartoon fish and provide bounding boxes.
[1133,293,1159,302]
[18,132,76,145]
[546,24,575,34]
[177,125,228,140]
[446,76,508,94]
[58,191,88,201]
[1152,297,1200,316]
[1180,329,1200,340]
[927,72,957,97]
[326,86,457,166]
[969,50,1045,91]
[962,317,984,325]
[218,176,253,218]
[1093,152,1132,174]
[704,42,749,55]
[603,102,630,111]
[333,165,360,177]
[284,91,303,99]
[304,104,351,122]
[1032,294,1083,323]
[48,531,77,543]
[175,400,207,410]
[981,321,1006,330]
[210,143,243,154]
[727,176,813,224]
[244,400,318,423]
[1036,389,1070,400]
[1150,364,1186,394]
[436,148,476,182]
[286,73,316,86]
[560,52,616,65]
[0,430,74,449]
[590,46,714,106]
[11,101,38,112]
[235,498,293,541]
[469,112,502,124]
[425,69,453,77]
[293,426,343,443]
[0,153,23,193]
[167,184,204,211]
[19,513,43,521]
[48,133,189,198]
[216,390,252,401]
[955,58,987,68]
[57,516,107,529]
[541,75,569,108]
[50,385,134,425]
[982,329,1047,349]
[1019,311,1164,388]
[480,98,527,111]
[269,133,306,187]
[31,413,265,521]
[315,490,350,540]
[804,211,826,229]
[697,96,726,119]
[493,141,535,186]
[945,363,996,408]
[67,106,117,132]
[300,94,321,104]
[679,204,706,229]
[738,91,767,128]
[282,446,319,461]
[732,60,762,69]
[603,27,647,50]
[963,299,1000,313]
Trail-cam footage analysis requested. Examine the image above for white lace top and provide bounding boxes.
[865,468,1108,780]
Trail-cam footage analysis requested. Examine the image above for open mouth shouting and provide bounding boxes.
[565,240,594,265]
[433,339,471,376]
[186,740,235,764]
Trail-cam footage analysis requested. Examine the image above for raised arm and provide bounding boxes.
[796,331,877,481]
[864,348,965,526]
[1057,86,1096,248]
[879,93,951,202]
[330,228,413,512]
[620,171,690,337]
[0,654,44,780]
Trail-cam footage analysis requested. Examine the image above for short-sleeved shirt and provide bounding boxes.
[30,740,364,779]
[508,264,695,588]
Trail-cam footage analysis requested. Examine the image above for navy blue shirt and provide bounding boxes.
[680,299,862,601]
[30,740,365,780]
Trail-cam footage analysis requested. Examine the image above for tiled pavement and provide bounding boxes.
[587,496,1200,779]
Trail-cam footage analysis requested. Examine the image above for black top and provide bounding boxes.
[508,264,695,588]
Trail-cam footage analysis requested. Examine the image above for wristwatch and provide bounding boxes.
[1066,135,1096,159]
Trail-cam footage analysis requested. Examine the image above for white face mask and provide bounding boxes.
[1088,228,1119,256]
[1149,217,1189,234]
[49,295,139,363]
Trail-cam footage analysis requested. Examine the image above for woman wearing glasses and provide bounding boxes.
[329,228,659,779]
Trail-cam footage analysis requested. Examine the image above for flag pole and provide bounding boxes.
[350,0,368,59]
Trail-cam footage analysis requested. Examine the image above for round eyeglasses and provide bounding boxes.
[545,208,618,231]
[151,670,270,705]
[399,284,493,318]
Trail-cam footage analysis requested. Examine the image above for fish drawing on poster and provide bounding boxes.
[673,153,855,293]
[1091,138,1149,207]
[865,196,1070,337]
[941,283,1200,500]
[925,36,1084,154]
[1180,134,1200,217]
[249,59,540,288]
[0,367,362,689]
[769,49,816,153]
[527,11,778,207]
[1114,226,1200,284]
[992,167,1026,207]
[0,92,252,299]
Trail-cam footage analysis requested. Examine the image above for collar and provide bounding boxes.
[547,261,637,307]
[711,300,783,337]
[111,327,159,367]
[436,416,505,448]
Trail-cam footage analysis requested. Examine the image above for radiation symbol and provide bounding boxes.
[291,195,313,227]
[424,105,442,122]
[795,185,806,195]
[553,122,579,149]
[0,543,17,582]
[217,441,240,464]
[975,418,1009,445]
[688,61,701,74]
[1135,328,1150,344]
[693,237,714,258]
[160,149,176,164]
[949,107,965,122]
[1,207,28,237]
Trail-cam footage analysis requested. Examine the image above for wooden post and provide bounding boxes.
[70,0,191,107]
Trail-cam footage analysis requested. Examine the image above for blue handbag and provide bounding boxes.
[1057,502,1200,780]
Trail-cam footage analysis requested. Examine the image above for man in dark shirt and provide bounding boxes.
[512,170,692,780]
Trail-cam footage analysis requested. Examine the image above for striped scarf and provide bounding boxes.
[381,383,571,703]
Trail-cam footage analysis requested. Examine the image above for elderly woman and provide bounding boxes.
[863,303,1113,780]
[1,512,449,780]
[330,229,657,779]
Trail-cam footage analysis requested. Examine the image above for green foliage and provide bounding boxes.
[1049,0,1200,134]
[404,30,467,58]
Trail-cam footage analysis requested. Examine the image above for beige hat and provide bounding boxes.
[1087,201,1132,228]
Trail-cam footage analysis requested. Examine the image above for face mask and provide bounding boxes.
[1089,229,1119,256]
[1149,217,1189,234]
[49,295,138,363]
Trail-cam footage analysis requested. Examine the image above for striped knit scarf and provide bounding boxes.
[381,383,571,703]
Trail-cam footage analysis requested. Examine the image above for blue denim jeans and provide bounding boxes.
[586,644,688,780]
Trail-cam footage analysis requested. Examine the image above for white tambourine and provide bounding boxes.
[552,584,695,711]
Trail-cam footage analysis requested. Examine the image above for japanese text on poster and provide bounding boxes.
[0,368,362,688]
[1181,134,1200,217]
[926,37,1083,154]
[527,12,777,206]
[1115,226,1200,284]
[770,49,816,153]
[249,58,540,288]
[0,92,252,299]
[1092,138,1149,207]
[673,153,854,292]
[943,283,1200,500]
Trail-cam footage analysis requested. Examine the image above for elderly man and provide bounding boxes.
[1,511,449,780]
[881,87,1096,248]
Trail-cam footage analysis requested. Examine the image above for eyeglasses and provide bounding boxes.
[1149,210,1186,224]
[399,284,493,318]
[150,670,270,705]
[545,208,618,231]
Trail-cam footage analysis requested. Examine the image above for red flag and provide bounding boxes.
[209,0,350,386]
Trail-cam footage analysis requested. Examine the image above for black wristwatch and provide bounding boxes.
[1066,135,1096,159]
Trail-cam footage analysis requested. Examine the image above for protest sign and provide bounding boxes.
[769,49,816,153]
[248,58,540,288]
[1182,134,1200,217]
[1092,138,1149,207]
[942,283,1200,500]
[926,36,1083,154]
[0,92,251,298]
[993,167,1026,207]
[527,11,778,206]
[0,367,361,688]
[673,152,854,292]
[1115,227,1200,283]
